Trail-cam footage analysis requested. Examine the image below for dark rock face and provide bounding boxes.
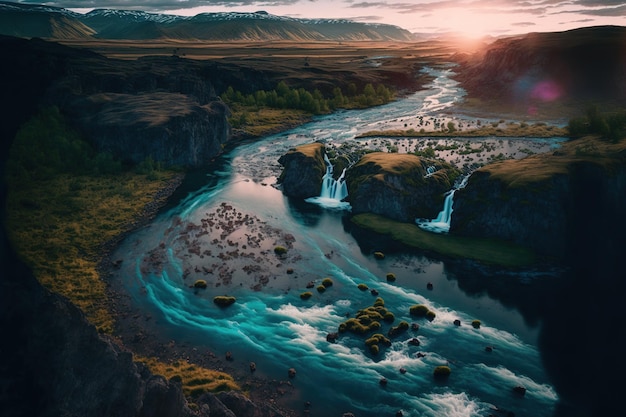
[0,230,193,417]
[451,154,626,258]
[1,36,232,169]
[451,170,571,257]
[346,153,458,222]
[277,142,326,198]
[455,26,626,104]
[70,93,230,167]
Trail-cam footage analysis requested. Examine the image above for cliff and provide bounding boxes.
[1,36,232,168]
[70,93,230,167]
[346,153,460,222]
[451,136,626,258]
[454,26,626,107]
[277,142,326,198]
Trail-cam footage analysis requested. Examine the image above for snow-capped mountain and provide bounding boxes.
[0,2,415,41]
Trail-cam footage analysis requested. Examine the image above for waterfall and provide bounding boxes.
[305,154,350,209]
[417,175,469,233]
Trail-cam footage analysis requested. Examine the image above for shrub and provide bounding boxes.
[322,277,334,287]
[300,291,313,300]
[193,280,208,289]
[386,273,396,282]
[274,246,288,255]
[433,366,451,378]
[472,320,481,329]
[213,296,236,307]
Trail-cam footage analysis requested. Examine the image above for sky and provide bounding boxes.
[14,0,626,37]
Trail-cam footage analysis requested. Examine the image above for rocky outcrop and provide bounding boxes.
[70,93,230,167]
[455,26,626,105]
[346,153,459,222]
[0,227,193,417]
[451,136,626,258]
[277,142,326,198]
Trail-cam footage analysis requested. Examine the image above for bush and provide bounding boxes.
[213,296,236,307]
[300,291,313,300]
[322,277,334,287]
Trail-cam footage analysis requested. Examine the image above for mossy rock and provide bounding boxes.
[426,311,436,321]
[409,304,430,317]
[316,285,326,293]
[365,333,391,347]
[383,312,395,323]
[373,297,385,307]
[385,273,396,282]
[300,291,313,300]
[433,366,451,378]
[322,277,334,287]
[274,246,288,255]
[369,344,380,355]
[388,321,409,337]
[373,251,385,259]
[358,283,369,291]
[213,296,236,307]
[472,320,481,329]
[193,279,208,289]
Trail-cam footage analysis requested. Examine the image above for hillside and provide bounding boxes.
[0,2,414,41]
[454,25,626,113]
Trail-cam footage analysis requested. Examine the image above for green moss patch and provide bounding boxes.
[351,213,536,267]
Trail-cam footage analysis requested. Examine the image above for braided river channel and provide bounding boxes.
[112,66,567,417]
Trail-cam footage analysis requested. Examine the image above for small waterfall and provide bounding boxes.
[417,175,469,233]
[305,154,350,209]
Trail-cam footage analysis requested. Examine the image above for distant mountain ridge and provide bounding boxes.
[0,1,414,41]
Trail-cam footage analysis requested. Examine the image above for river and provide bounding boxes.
[112,66,564,417]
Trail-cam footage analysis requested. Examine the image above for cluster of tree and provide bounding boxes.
[6,107,161,182]
[221,81,394,116]
[568,106,626,142]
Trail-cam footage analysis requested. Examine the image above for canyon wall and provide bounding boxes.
[451,137,626,258]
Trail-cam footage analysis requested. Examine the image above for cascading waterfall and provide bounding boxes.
[305,154,350,209]
[417,174,470,233]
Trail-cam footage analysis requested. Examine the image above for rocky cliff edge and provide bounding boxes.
[451,136,626,258]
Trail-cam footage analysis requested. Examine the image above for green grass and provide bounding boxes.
[135,356,240,397]
[6,172,181,333]
[351,213,536,267]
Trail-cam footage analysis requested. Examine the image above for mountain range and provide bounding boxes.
[0,1,414,41]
